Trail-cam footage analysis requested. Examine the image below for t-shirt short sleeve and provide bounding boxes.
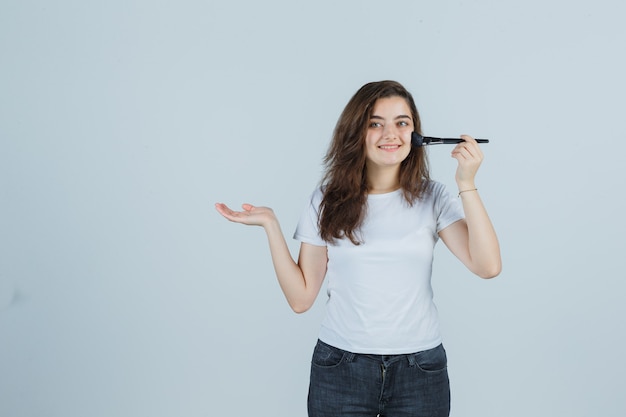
[432,182,465,233]
[293,188,327,247]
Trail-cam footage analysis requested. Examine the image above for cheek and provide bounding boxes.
[401,142,413,160]
[365,131,378,144]
[365,134,379,151]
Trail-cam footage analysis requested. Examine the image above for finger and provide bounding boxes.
[451,145,473,160]
[452,141,482,161]
[215,203,233,218]
[459,135,483,157]
[241,203,255,212]
[215,203,245,222]
[214,202,231,216]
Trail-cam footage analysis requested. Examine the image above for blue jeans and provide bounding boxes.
[308,340,450,417]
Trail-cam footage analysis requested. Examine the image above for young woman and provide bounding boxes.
[215,80,501,417]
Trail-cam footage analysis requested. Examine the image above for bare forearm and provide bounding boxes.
[459,189,502,278]
[215,202,323,312]
[263,220,317,312]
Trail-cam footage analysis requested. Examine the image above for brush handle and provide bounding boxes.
[411,132,490,147]
[425,137,490,144]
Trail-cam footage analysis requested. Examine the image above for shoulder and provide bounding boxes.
[300,185,324,214]
[310,185,325,205]
[419,180,448,201]
[425,180,447,194]
[419,180,460,215]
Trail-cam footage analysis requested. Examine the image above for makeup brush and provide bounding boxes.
[411,132,490,147]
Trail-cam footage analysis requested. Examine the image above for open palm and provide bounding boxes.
[214,203,276,227]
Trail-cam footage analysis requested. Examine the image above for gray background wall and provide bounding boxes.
[1,0,625,416]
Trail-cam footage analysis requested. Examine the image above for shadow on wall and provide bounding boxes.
[0,279,20,312]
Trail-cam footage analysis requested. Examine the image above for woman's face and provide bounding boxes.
[364,96,414,170]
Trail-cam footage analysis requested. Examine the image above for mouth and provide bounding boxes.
[378,144,401,151]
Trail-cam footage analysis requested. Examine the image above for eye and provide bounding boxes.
[369,121,382,128]
[398,120,410,127]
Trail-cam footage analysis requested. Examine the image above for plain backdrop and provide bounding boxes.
[1,0,625,416]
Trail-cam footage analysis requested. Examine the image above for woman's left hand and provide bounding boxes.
[442,134,501,279]
[451,135,483,187]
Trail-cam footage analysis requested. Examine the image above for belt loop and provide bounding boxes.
[345,352,356,363]
[406,353,417,366]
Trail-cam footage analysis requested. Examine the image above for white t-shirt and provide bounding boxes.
[293,181,464,354]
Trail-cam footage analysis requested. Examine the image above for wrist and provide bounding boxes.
[263,216,281,232]
[458,188,478,197]
[456,181,476,191]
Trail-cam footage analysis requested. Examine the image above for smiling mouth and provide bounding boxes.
[378,145,400,150]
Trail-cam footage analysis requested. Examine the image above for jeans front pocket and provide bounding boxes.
[410,344,448,373]
[311,340,347,368]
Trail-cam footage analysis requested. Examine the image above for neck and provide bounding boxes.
[367,165,401,194]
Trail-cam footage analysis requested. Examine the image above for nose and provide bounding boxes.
[382,123,399,140]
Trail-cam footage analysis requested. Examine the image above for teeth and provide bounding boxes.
[379,145,399,149]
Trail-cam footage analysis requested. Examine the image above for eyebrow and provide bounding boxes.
[370,114,412,120]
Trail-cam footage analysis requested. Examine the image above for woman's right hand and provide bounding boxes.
[214,203,277,228]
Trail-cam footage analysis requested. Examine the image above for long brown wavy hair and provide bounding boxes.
[319,80,430,245]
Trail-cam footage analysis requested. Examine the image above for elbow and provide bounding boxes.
[289,300,314,314]
[291,305,310,314]
[286,286,321,313]
[477,263,502,279]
